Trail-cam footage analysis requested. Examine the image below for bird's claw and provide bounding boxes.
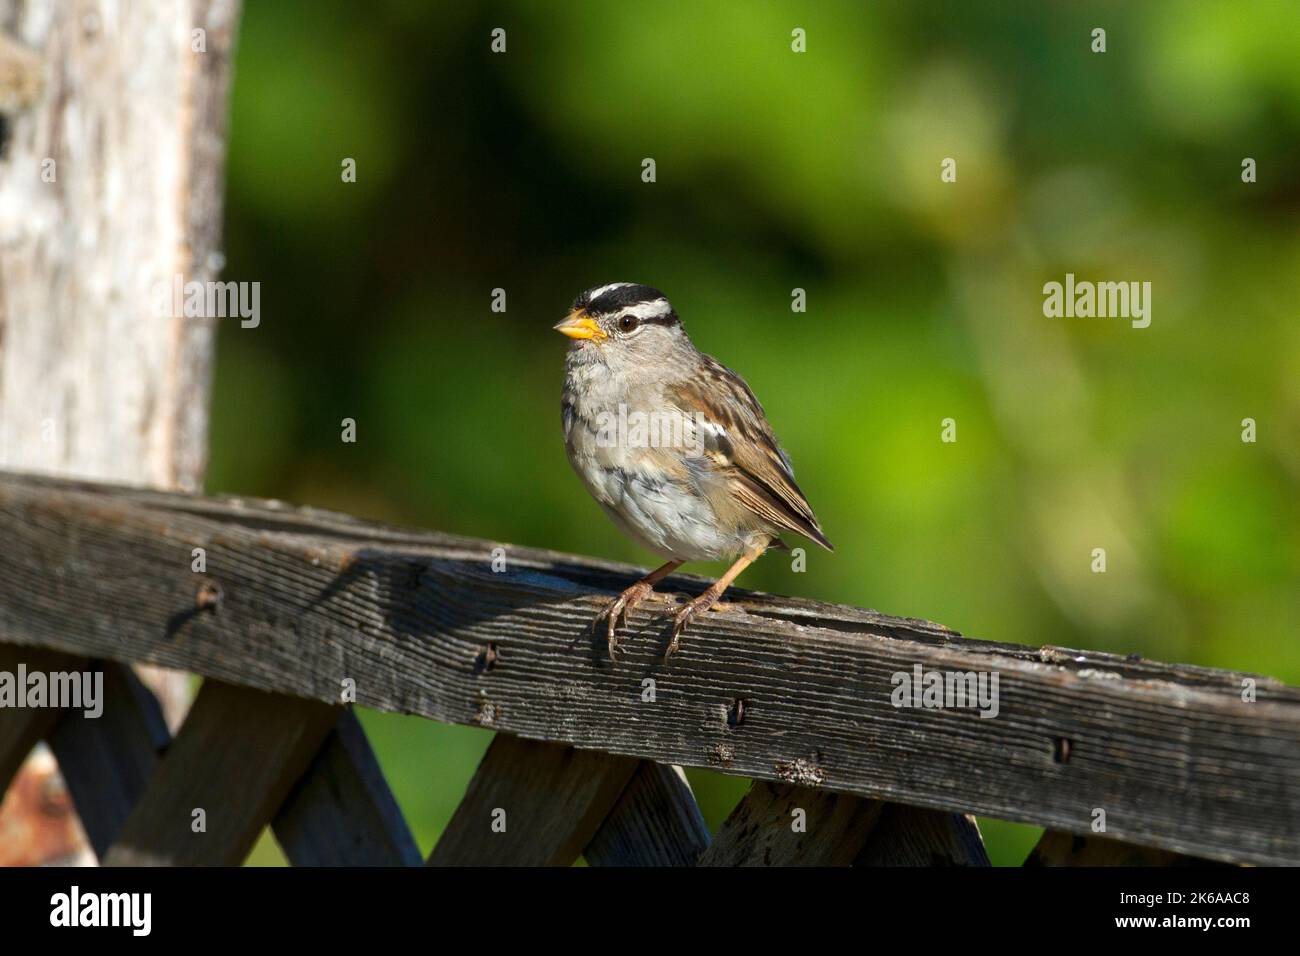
[664,608,692,660]
[602,581,653,662]
[602,605,624,661]
[664,598,704,660]
[664,588,726,661]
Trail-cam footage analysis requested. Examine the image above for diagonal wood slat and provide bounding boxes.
[272,709,422,866]
[102,680,340,866]
[1024,830,1224,867]
[0,644,81,791]
[24,661,416,867]
[0,645,93,865]
[699,780,883,866]
[47,662,171,857]
[429,734,639,866]
[583,762,711,866]
[852,804,990,866]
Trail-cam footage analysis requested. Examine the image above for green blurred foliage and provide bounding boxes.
[211,1,1300,866]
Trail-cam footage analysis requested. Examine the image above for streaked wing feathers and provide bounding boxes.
[671,356,833,551]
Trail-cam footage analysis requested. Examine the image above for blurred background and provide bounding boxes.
[208,0,1300,865]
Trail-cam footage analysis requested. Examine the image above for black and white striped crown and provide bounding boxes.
[572,282,679,324]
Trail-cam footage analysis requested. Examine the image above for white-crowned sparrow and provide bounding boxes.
[557,282,832,661]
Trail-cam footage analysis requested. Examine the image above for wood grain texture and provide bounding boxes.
[429,734,639,866]
[584,762,711,866]
[1024,831,1223,867]
[272,709,422,866]
[0,28,41,112]
[699,780,883,866]
[0,0,239,491]
[102,679,340,866]
[853,804,990,866]
[0,473,1297,865]
[48,662,171,857]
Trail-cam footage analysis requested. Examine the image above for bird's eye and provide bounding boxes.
[618,314,639,333]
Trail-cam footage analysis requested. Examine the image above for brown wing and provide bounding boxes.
[670,356,833,551]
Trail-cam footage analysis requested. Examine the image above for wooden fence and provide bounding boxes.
[1,471,1296,866]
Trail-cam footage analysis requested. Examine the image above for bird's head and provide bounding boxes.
[555,283,692,374]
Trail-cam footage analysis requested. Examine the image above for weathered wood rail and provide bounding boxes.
[0,471,1296,866]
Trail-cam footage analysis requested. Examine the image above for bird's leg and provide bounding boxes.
[603,560,682,660]
[665,541,767,660]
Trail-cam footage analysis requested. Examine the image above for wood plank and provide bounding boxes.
[584,762,710,866]
[0,473,1297,865]
[699,780,883,866]
[102,680,340,866]
[272,710,422,866]
[47,662,171,857]
[853,804,990,866]
[429,734,639,866]
[0,644,83,791]
[1025,830,1225,867]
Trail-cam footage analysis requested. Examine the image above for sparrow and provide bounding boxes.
[556,282,832,661]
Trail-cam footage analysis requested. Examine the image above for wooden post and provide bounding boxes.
[0,0,241,863]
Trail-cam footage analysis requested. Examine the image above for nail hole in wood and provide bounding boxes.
[727,697,747,729]
[473,642,498,675]
[196,581,223,611]
[1053,737,1073,763]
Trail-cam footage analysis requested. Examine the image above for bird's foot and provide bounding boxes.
[602,580,656,661]
[664,586,725,661]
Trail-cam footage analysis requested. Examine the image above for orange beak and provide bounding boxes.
[554,309,607,342]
